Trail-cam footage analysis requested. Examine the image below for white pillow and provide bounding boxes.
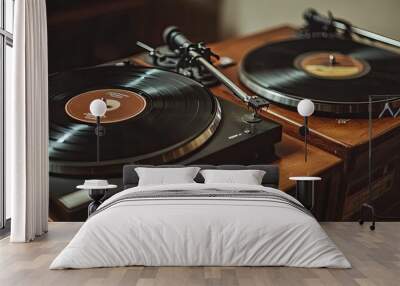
[200,169,266,185]
[135,167,201,186]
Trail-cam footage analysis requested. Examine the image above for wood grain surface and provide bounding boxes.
[1,222,399,286]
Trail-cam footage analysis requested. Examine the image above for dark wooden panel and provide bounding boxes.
[47,0,222,73]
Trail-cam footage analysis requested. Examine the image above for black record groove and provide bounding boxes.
[240,37,400,116]
[49,66,221,175]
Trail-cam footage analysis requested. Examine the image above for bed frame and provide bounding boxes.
[122,164,279,189]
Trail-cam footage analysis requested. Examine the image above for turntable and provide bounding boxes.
[239,36,400,116]
[49,66,281,177]
[242,9,400,118]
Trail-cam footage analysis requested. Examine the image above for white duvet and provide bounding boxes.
[50,183,351,269]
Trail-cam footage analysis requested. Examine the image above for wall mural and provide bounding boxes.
[47,2,400,222]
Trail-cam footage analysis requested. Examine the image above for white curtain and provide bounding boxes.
[7,0,49,242]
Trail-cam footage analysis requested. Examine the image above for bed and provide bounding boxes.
[50,164,350,269]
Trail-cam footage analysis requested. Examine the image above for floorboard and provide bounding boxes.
[0,222,399,286]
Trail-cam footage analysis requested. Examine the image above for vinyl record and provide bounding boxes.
[49,66,221,175]
[240,37,400,116]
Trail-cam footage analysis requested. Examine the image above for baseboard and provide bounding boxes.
[0,218,11,239]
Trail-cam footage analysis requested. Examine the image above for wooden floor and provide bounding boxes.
[0,222,399,286]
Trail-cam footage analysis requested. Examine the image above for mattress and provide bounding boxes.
[50,183,351,269]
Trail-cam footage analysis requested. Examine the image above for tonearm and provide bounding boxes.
[303,9,400,49]
[137,26,269,123]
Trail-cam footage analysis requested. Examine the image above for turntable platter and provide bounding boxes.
[49,66,221,175]
[240,37,400,116]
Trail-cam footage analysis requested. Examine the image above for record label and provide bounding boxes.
[294,52,370,79]
[65,88,146,123]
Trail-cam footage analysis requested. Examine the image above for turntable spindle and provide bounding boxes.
[329,54,337,66]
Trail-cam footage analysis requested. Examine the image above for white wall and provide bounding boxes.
[220,0,400,40]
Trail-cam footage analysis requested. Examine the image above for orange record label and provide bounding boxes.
[65,89,146,124]
[294,52,370,79]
